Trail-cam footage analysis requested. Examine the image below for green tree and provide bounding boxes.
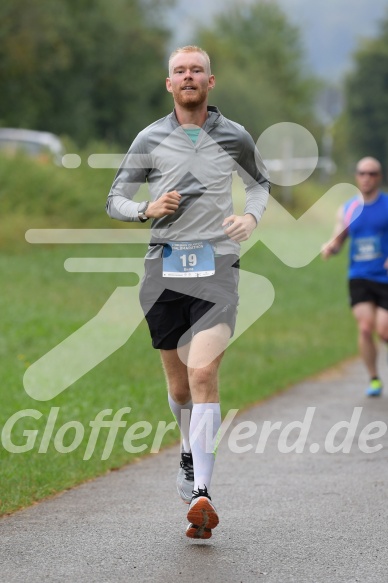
[0,0,174,145]
[197,0,317,140]
[346,10,388,170]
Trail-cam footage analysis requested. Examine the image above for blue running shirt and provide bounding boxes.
[344,192,388,283]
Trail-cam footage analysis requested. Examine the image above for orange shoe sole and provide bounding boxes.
[186,523,212,539]
[186,497,219,539]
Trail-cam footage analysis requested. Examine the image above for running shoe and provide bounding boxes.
[177,451,194,504]
[186,486,219,539]
[366,378,383,397]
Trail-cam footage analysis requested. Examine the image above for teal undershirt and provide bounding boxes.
[183,128,201,144]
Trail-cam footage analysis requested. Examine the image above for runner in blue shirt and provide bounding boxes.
[322,157,388,397]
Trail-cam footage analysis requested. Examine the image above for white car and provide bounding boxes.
[0,128,65,165]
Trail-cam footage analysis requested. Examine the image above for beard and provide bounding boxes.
[172,86,208,109]
[361,183,379,197]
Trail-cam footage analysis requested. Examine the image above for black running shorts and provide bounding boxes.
[349,278,388,310]
[139,254,240,350]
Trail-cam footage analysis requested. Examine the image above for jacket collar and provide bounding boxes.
[169,105,222,130]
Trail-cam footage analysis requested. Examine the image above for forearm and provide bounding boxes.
[330,233,347,253]
[106,134,151,222]
[321,232,347,259]
[106,194,143,221]
[243,182,269,225]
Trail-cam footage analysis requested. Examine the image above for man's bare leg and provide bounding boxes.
[352,302,378,378]
[180,323,230,537]
[375,306,388,344]
[160,347,192,453]
[353,302,383,396]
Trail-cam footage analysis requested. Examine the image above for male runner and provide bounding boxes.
[322,157,388,397]
[106,46,270,538]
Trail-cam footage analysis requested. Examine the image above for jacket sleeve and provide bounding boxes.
[236,130,270,224]
[106,132,152,222]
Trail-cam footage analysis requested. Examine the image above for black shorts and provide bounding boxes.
[139,254,240,349]
[349,278,388,310]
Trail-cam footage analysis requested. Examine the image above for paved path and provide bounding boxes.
[1,356,388,583]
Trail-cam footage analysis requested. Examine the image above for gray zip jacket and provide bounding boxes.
[106,106,270,258]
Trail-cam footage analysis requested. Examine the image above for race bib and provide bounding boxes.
[162,241,215,277]
[353,236,381,261]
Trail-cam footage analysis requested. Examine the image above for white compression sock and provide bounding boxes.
[168,394,193,453]
[189,403,221,493]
